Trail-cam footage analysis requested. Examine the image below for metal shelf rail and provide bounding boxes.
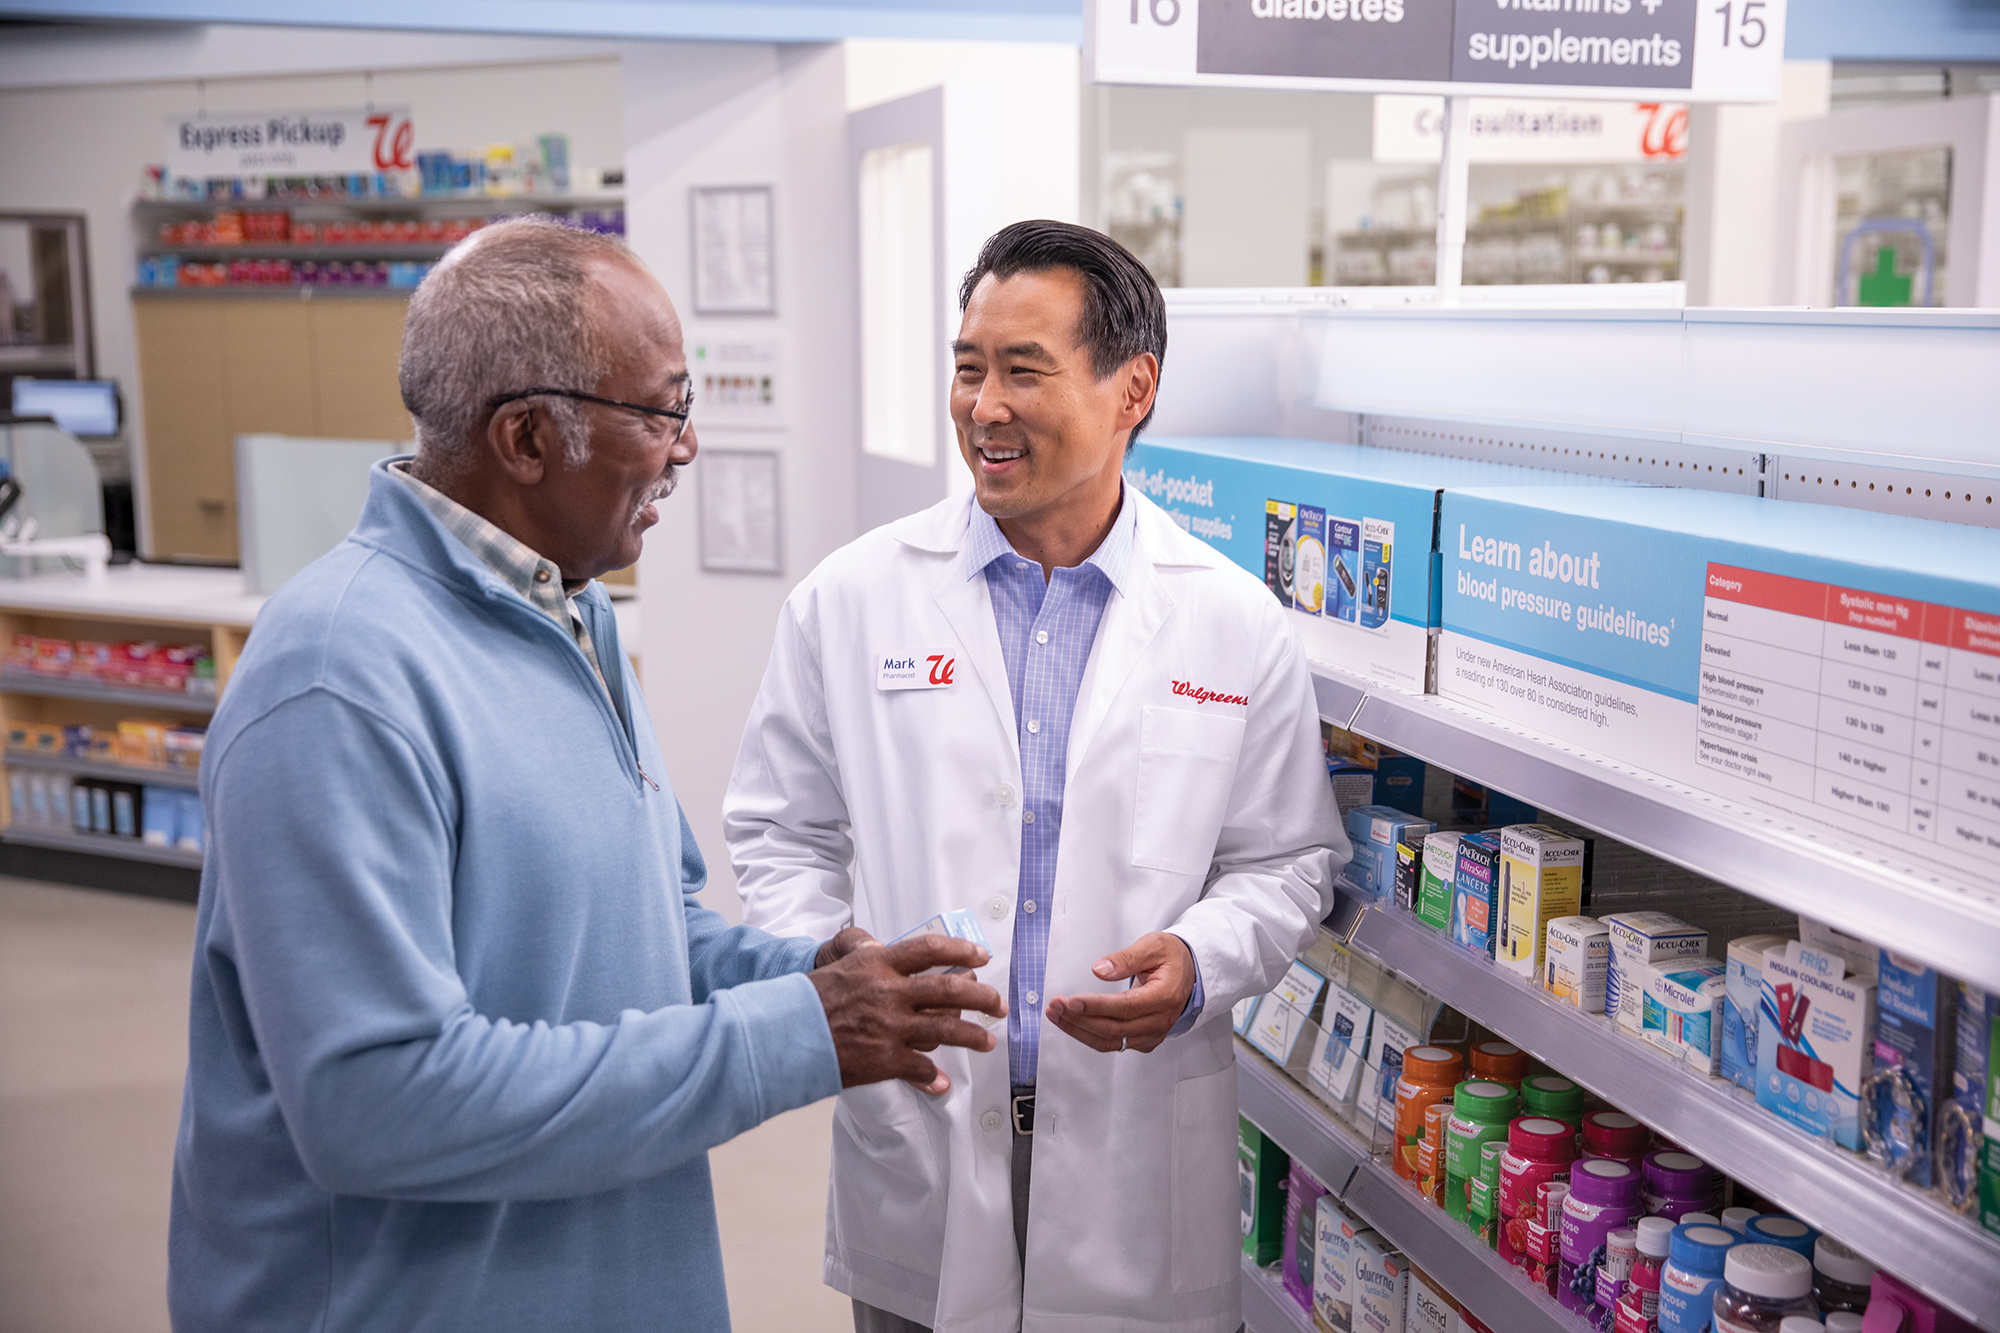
[1307,660,2000,993]
[5,749,201,790]
[1237,1045,1583,1333]
[1240,1255,1316,1333]
[1331,893,2000,1332]
[1,824,203,869]
[0,670,217,715]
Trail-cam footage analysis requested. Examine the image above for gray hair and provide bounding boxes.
[399,216,637,473]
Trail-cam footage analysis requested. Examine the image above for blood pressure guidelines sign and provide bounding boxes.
[1089,0,1785,101]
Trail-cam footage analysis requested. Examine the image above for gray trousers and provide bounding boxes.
[850,1112,1033,1333]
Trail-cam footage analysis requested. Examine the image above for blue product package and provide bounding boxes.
[111,787,137,838]
[1264,500,1296,609]
[1373,753,1427,816]
[1343,805,1435,899]
[175,790,206,853]
[1328,517,1361,625]
[70,782,92,832]
[892,908,992,976]
[1296,505,1327,616]
[1954,983,1998,1116]
[1869,949,1956,1187]
[90,784,111,834]
[1451,831,1503,958]
[141,785,175,846]
[1358,517,1393,631]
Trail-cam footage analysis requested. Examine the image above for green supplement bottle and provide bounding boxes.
[1521,1073,1586,1133]
[1444,1079,1518,1226]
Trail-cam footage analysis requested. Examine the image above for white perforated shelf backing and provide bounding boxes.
[1358,414,2000,531]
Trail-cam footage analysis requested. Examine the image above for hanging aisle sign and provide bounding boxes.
[164,107,416,180]
[1087,0,1785,102]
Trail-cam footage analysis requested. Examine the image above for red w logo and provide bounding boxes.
[926,654,955,686]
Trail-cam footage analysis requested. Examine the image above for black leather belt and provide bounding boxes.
[1011,1087,1036,1135]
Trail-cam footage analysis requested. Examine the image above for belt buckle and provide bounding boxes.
[1010,1090,1035,1136]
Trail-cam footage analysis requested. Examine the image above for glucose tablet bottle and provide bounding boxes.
[1520,1073,1586,1132]
[1558,1157,1641,1316]
[1643,1149,1722,1222]
[1810,1237,1876,1315]
[1658,1223,1738,1333]
[1744,1216,1818,1260]
[1394,1046,1464,1182]
[1582,1110,1652,1165]
[1470,1040,1531,1089]
[1713,1244,1819,1333]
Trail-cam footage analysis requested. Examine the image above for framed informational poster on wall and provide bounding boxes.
[690,184,777,315]
[698,448,784,574]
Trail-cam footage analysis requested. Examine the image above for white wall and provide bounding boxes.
[1683,60,1832,306]
[0,43,624,550]
[626,41,860,925]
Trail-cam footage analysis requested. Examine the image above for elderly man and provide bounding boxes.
[727,221,1345,1331]
[168,217,1004,1333]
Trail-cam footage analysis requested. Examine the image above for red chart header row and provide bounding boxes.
[1706,563,2000,657]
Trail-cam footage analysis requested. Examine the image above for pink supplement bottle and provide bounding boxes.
[1583,1110,1652,1166]
[1499,1116,1577,1270]
[1614,1215,1674,1332]
[1560,1158,1642,1317]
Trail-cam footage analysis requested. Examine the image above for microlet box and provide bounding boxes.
[1756,939,1877,1150]
[1544,915,1610,1013]
[1604,912,1708,1033]
[1640,957,1727,1074]
[1497,824,1585,981]
[1452,832,1504,959]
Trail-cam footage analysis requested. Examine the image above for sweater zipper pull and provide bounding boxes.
[636,760,660,791]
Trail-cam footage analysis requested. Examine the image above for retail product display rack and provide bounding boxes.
[1239,656,2000,1333]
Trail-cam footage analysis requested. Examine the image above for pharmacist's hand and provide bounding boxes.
[813,925,878,969]
[1045,931,1195,1055]
[809,936,1007,1095]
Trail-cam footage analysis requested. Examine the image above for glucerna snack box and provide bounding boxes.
[1436,485,2000,896]
[1126,438,1623,692]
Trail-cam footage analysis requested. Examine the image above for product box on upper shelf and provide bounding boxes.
[1345,805,1435,900]
[1240,1116,1290,1264]
[1497,824,1586,981]
[1435,485,2000,895]
[1757,939,1877,1149]
[1545,915,1610,1012]
[1723,935,1792,1090]
[1451,832,1504,959]
[1871,949,1956,1188]
[1127,438,1622,693]
[1394,835,1430,914]
[1416,832,1463,933]
[1605,912,1708,1033]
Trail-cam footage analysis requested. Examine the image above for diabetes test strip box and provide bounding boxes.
[1498,823,1585,980]
[1127,437,1624,693]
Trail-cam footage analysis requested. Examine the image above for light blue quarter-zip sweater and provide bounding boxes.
[169,460,841,1332]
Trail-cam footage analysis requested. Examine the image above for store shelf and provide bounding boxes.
[4,749,200,789]
[0,670,216,714]
[131,285,413,300]
[140,243,451,260]
[1241,1254,1318,1333]
[1332,893,2000,1331]
[1,825,202,868]
[132,192,623,213]
[1305,659,2000,993]
[1237,1044,1582,1333]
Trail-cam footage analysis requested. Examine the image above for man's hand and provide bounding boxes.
[814,925,878,969]
[809,935,1007,1095]
[1044,931,1196,1055]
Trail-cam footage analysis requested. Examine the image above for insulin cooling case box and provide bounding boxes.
[1125,437,1622,693]
[1435,485,2000,897]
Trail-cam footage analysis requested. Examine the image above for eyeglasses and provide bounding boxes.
[486,386,694,445]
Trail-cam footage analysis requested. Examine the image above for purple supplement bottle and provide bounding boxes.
[1560,1157,1643,1318]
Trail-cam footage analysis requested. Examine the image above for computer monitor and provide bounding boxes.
[11,379,121,438]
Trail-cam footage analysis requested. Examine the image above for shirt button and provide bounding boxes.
[987,896,1009,920]
[534,569,552,584]
[1026,990,1039,1005]
[1022,899,1037,914]
[995,784,1017,806]
[981,1110,1004,1133]
[1026,719,1040,734]
[1022,809,1036,824]
[1036,630,1049,645]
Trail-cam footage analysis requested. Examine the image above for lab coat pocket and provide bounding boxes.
[1169,1063,1241,1294]
[830,1080,946,1272]
[1132,706,1246,875]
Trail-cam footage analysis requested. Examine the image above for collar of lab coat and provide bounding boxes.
[894,486,1228,778]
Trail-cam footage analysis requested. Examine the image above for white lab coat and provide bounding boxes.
[725,490,1348,1333]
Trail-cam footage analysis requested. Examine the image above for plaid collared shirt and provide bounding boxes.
[392,462,608,691]
[965,485,1200,1084]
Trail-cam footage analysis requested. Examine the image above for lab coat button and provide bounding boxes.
[981,1110,1004,1133]
[986,896,1008,920]
[995,783,1017,806]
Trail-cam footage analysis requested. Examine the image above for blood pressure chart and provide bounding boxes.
[1694,563,2000,869]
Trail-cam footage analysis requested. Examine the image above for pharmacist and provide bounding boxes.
[727,221,1348,1332]
[169,218,1005,1333]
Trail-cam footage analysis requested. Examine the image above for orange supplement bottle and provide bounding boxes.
[1470,1040,1531,1090]
[1395,1045,1465,1182]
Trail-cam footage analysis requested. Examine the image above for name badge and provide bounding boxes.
[878,651,957,691]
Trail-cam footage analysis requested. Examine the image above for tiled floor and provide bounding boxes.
[0,876,849,1333]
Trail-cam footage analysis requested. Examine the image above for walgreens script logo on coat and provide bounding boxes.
[1171,680,1249,707]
